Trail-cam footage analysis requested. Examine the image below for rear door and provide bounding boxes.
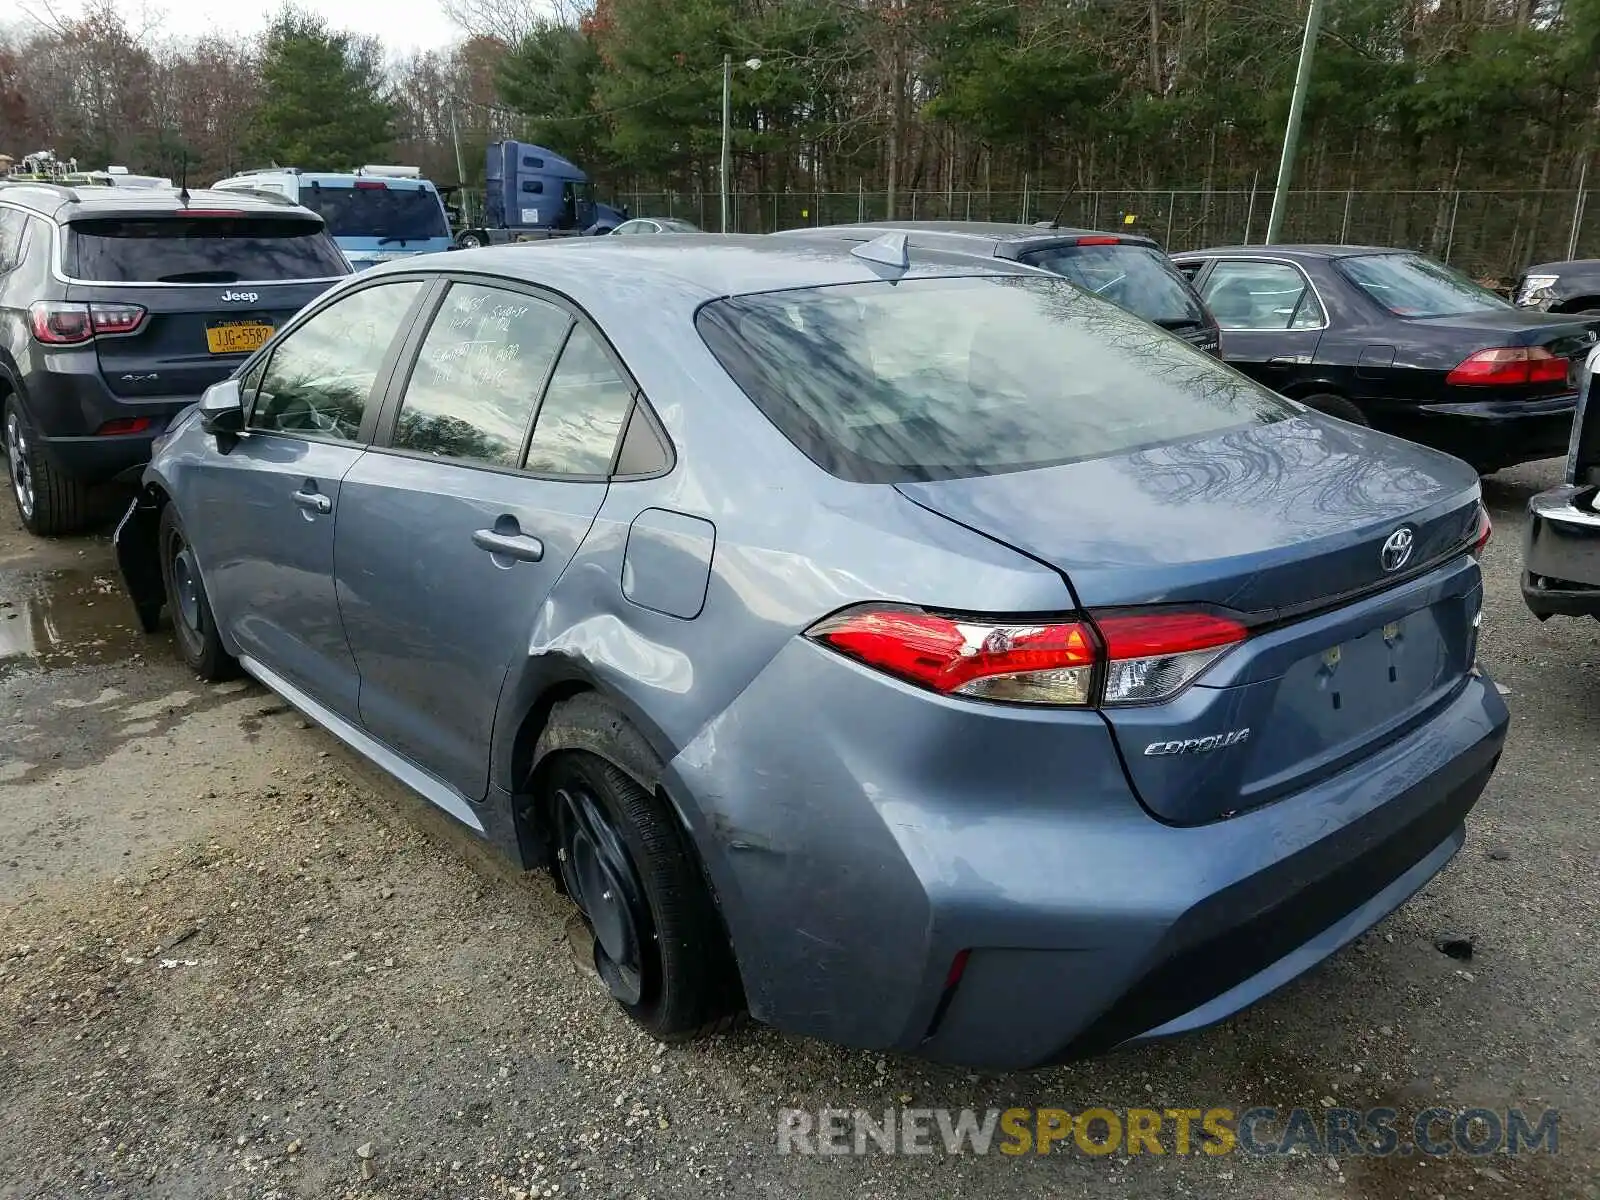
[1194,258,1325,388]
[60,211,346,402]
[187,278,430,720]
[336,280,636,800]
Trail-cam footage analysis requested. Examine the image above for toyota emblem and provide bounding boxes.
[1380,527,1415,573]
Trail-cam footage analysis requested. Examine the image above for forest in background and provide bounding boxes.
[3,0,1600,273]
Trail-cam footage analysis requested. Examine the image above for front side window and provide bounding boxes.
[393,283,571,467]
[1337,252,1512,318]
[0,209,28,272]
[1200,261,1325,331]
[251,281,423,439]
[698,275,1290,484]
[524,325,635,476]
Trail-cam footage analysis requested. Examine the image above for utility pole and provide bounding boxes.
[720,54,732,233]
[450,103,467,188]
[1265,0,1325,245]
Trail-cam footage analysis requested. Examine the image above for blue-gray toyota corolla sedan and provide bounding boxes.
[114,233,1508,1069]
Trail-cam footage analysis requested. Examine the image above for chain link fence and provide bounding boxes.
[616,188,1596,281]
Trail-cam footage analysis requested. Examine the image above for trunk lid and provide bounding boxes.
[896,415,1485,824]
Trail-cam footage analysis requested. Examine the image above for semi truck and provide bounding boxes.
[452,141,627,247]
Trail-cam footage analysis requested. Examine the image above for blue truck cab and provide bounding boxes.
[454,141,627,247]
[211,165,454,270]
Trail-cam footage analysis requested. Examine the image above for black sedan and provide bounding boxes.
[1174,245,1600,474]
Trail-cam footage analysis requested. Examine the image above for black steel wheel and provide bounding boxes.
[158,503,237,680]
[545,752,740,1040]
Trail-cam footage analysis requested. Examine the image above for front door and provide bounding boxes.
[189,279,427,719]
[1195,258,1326,392]
[336,281,639,800]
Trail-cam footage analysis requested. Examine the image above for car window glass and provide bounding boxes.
[1023,243,1205,326]
[251,281,422,439]
[697,275,1290,484]
[524,325,635,476]
[0,209,28,272]
[393,283,571,467]
[1200,261,1320,331]
[1337,252,1511,318]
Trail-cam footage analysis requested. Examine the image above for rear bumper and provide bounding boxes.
[20,357,196,482]
[667,638,1508,1069]
[1522,483,1600,618]
[1394,394,1575,470]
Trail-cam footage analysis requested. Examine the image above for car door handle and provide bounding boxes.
[1268,354,1312,366]
[292,489,332,515]
[472,528,545,562]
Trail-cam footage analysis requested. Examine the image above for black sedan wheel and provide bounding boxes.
[1300,393,1369,426]
[158,504,237,680]
[547,752,739,1040]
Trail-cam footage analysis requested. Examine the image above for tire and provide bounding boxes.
[545,752,740,1040]
[1298,393,1369,426]
[457,231,484,249]
[4,397,91,536]
[158,503,237,681]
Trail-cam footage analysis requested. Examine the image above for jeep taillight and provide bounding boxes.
[29,301,146,344]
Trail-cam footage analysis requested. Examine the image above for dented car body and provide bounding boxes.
[117,235,1508,1068]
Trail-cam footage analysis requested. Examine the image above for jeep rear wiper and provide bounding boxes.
[1156,317,1204,331]
[156,270,240,283]
[377,237,410,246]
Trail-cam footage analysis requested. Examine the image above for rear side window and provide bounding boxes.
[697,275,1289,484]
[394,283,571,467]
[1021,243,1205,327]
[524,326,635,476]
[1201,261,1325,330]
[63,216,347,283]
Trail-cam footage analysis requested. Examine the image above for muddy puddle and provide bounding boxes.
[0,567,150,676]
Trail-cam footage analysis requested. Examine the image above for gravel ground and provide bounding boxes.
[0,460,1595,1200]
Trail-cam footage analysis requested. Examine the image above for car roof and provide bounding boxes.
[780,220,1154,251]
[0,181,312,222]
[1176,244,1404,260]
[364,233,1047,313]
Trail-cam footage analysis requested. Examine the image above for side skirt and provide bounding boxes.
[236,654,487,834]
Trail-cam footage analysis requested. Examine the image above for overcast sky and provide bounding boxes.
[23,0,465,56]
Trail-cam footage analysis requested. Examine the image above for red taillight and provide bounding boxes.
[28,301,145,344]
[944,949,971,989]
[1471,504,1492,557]
[1446,346,1568,387]
[1075,235,1121,246]
[96,417,153,436]
[89,303,146,335]
[354,180,387,190]
[30,301,93,344]
[806,606,1246,707]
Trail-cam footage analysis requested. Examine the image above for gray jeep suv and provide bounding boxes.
[0,181,347,535]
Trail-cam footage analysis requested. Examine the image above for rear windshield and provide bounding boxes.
[697,275,1290,483]
[1021,242,1207,328]
[1336,252,1512,318]
[64,216,348,283]
[299,185,450,242]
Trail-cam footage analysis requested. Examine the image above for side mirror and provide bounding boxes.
[199,378,245,435]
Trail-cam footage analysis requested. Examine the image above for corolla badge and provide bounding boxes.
[1144,728,1251,756]
[221,290,259,303]
[1380,527,1415,573]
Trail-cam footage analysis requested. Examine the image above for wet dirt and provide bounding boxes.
[0,565,149,680]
